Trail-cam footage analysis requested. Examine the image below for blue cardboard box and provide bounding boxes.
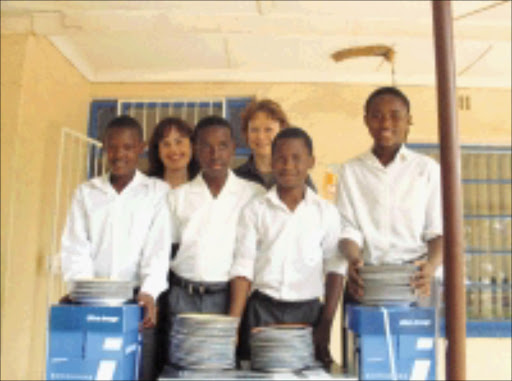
[46,304,142,381]
[346,304,436,381]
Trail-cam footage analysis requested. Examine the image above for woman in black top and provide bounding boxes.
[234,99,316,190]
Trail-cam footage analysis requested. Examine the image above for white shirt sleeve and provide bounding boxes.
[336,165,364,247]
[323,204,348,276]
[422,161,443,241]
[229,201,259,281]
[61,186,94,283]
[139,190,172,300]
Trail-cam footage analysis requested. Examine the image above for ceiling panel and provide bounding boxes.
[272,0,431,19]
[1,0,510,87]
[0,0,259,14]
[64,32,228,71]
[454,40,511,78]
[452,0,511,23]
[3,0,508,21]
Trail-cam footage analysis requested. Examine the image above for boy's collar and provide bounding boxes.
[266,184,314,208]
[364,144,411,166]
[94,169,147,193]
[191,169,240,194]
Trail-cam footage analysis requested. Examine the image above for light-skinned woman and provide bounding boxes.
[147,116,199,188]
[234,99,315,190]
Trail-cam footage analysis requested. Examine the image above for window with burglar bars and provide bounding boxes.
[409,144,512,323]
[87,97,254,176]
[118,99,224,141]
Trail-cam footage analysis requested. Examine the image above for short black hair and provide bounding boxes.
[103,115,143,141]
[364,86,410,114]
[271,126,313,155]
[193,115,233,141]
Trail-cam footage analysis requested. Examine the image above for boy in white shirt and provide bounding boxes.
[60,115,171,380]
[336,86,443,371]
[336,87,443,301]
[229,127,346,368]
[166,115,264,317]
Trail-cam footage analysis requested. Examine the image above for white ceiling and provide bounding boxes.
[1,0,510,87]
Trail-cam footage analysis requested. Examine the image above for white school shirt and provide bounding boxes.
[230,186,347,301]
[60,170,171,299]
[169,171,265,282]
[336,145,443,265]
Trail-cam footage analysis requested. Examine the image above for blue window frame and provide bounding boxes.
[225,97,253,156]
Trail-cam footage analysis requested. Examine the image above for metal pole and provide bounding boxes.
[431,1,466,380]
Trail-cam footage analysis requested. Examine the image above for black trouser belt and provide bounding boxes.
[170,271,229,295]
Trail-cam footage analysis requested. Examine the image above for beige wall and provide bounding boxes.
[1,34,90,380]
[437,338,512,381]
[1,33,511,380]
[1,33,28,324]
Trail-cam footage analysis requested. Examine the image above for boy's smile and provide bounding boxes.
[272,138,314,191]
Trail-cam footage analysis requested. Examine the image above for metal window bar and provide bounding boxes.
[114,97,253,157]
[142,102,147,140]
[168,102,174,119]
[118,99,225,133]
[47,128,103,308]
[194,103,199,125]
[181,101,187,120]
